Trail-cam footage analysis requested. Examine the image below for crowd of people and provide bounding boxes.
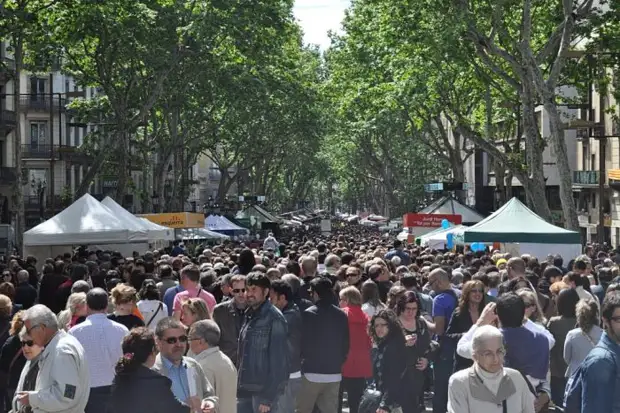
[0,226,616,413]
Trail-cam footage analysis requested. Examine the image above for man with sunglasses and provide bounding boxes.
[213,274,247,366]
[153,317,218,412]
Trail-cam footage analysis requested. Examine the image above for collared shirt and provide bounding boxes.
[161,356,190,402]
[173,285,217,313]
[69,313,128,388]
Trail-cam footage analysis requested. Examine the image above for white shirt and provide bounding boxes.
[69,313,129,388]
[137,300,168,331]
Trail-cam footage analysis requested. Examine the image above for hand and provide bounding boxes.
[534,392,549,412]
[477,302,497,327]
[201,400,215,413]
[16,392,30,406]
[405,334,417,347]
[186,396,202,412]
[258,404,271,413]
[416,357,428,371]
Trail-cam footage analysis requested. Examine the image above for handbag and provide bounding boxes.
[359,386,382,413]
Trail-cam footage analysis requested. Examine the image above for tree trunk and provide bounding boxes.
[543,97,579,229]
[12,37,24,252]
[115,131,129,207]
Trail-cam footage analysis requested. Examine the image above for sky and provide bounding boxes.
[293,0,350,50]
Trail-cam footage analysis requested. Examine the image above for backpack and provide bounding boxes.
[564,348,617,413]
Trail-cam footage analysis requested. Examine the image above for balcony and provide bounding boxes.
[0,108,16,136]
[573,170,599,186]
[21,144,61,160]
[58,146,93,164]
[0,58,15,85]
[19,95,67,112]
[0,167,17,185]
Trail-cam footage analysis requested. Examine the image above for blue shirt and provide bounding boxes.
[582,332,620,413]
[161,356,190,402]
[163,285,185,316]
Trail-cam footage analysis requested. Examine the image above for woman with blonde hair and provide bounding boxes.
[108,284,145,330]
[180,298,210,328]
[564,298,603,377]
[57,292,87,330]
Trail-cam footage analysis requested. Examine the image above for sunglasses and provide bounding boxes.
[232,288,246,294]
[163,335,188,345]
[21,340,34,347]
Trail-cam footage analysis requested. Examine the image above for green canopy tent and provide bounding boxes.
[453,197,580,244]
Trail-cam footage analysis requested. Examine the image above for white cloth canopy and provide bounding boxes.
[176,228,230,241]
[100,196,174,243]
[138,218,175,241]
[24,194,147,246]
[205,215,248,233]
[419,225,466,249]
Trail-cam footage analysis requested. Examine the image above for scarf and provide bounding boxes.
[474,363,504,395]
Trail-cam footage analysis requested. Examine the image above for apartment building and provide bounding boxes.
[193,152,238,210]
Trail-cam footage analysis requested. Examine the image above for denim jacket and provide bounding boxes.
[237,299,289,407]
[581,332,620,413]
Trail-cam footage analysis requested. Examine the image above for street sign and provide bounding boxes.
[403,213,463,228]
[424,182,468,192]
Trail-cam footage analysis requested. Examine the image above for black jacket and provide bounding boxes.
[282,302,302,374]
[108,365,189,413]
[301,300,349,374]
[445,307,477,372]
[374,336,407,410]
[14,282,37,310]
[212,299,245,366]
[39,273,68,314]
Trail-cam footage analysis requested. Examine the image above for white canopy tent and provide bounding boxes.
[101,197,174,244]
[23,194,148,261]
[139,218,175,242]
[176,228,230,241]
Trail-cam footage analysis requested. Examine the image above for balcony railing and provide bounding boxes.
[58,146,93,163]
[21,144,61,159]
[19,95,67,112]
[573,170,599,186]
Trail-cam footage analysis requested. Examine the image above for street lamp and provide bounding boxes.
[151,193,159,213]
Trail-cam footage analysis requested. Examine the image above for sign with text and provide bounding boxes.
[140,212,204,229]
[403,213,462,228]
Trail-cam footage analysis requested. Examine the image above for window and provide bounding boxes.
[65,79,70,93]
[29,122,47,147]
[74,126,81,146]
[592,154,596,170]
[29,77,46,96]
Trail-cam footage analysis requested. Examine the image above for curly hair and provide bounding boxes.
[368,309,405,344]
[576,299,599,334]
[115,327,156,376]
[9,310,24,336]
[386,285,406,310]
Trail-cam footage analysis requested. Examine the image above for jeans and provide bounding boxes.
[238,395,279,413]
[432,356,453,413]
[85,386,111,413]
[550,376,567,408]
[276,377,302,413]
[338,377,367,413]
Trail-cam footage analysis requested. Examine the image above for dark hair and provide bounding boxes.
[496,293,525,328]
[115,327,156,376]
[285,260,301,277]
[556,288,580,318]
[543,266,563,282]
[270,279,293,302]
[238,249,256,275]
[246,271,271,290]
[155,317,185,339]
[86,287,109,311]
[199,270,217,290]
[369,309,405,344]
[181,265,200,283]
[395,291,420,317]
[309,277,333,301]
[129,269,146,291]
[159,265,173,279]
[457,280,486,315]
[139,279,160,301]
[400,274,420,290]
[70,264,88,282]
[602,290,620,322]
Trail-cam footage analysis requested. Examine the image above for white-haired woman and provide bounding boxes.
[57,292,87,331]
[448,325,535,413]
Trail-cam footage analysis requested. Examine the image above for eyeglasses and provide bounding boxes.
[163,335,188,344]
[21,340,34,347]
[346,273,359,278]
[232,288,246,294]
[479,348,506,359]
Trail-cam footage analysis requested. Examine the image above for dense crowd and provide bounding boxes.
[0,226,616,413]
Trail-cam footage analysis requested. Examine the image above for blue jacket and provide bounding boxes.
[581,332,620,413]
[237,300,289,407]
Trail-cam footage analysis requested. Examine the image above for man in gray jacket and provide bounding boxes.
[15,304,90,413]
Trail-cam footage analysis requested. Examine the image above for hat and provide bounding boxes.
[496,258,507,267]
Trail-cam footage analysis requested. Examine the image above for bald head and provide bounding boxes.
[506,257,526,279]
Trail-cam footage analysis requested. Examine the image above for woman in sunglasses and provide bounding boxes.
[11,329,44,413]
[445,280,488,372]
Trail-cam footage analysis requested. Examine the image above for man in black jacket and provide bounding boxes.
[270,279,302,413]
[297,277,349,413]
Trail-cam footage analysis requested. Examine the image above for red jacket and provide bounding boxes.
[341,305,373,378]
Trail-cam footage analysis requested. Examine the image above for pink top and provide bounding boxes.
[173,285,217,313]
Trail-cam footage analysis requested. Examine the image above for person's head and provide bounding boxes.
[245,271,271,309]
[345,265,362,286]
[393,239,403,251]
[602,291,620,342]
[369,309,403,343]
[155,317,187,364]
[180,298,210,327]
[22,304,60,347]
[110,284,137,315]
[139,279,160,301]
[159,264,173,279]
[18,328,44,360]
[0,294,11,320]
[16,269,28,284]
[86,287,109,314]
[115,327,158,375]
[506,257,526,279]
[228,274,247,308]
[339,286,362,309]
[495,293,525,328]
[269,279,292,310]
[400,273,420,291]
[301,256,318,278]
[459,280,485,313]
[10,310,25,336]
[188,320,221,356]
[471,325,505,374]
[179,264,200,288]
[427,268,450,292]
[555,287,580,319]
[516,288,545,323]
[309,276,334,302]
[395,290,420,320]
[573,255,592,275]
[325,254,341,273]
[387,285,406,310]
[71,280,90,294]
[361,280,382,306]
[543,266,564,284]
[66,292,87,317]
[576,299,599,334]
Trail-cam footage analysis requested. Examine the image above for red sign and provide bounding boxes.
[402,213,462,228]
